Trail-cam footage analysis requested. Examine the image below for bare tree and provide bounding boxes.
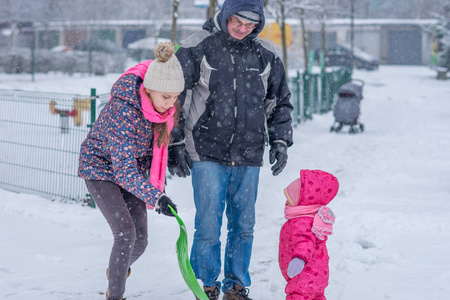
[265,0,292,70]
[299,8,309,71]
[171,0,180,43]
[295,0,339,70]
[266,0,337,70]
[209,0,219,18]
[290,1,324,71]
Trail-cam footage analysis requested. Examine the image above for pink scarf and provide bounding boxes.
[139,85,175,208]
[284,204,335,240]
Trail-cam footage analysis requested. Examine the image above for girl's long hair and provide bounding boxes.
[153,101,180,147]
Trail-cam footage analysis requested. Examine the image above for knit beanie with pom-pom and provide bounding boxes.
[143,42,185,93]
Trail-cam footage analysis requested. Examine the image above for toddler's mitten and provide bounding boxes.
[287,257,305,278]
[155,195,177,217]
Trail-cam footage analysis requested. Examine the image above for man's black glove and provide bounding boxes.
[168,145,192,178]
[269,141,288,176]
[156,195,177,217]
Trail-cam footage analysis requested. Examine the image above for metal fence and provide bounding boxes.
[288,67,353,124]
[0,67,351,202]
[0,88,109,201]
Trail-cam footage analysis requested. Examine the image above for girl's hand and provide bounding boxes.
[156,195,177,217]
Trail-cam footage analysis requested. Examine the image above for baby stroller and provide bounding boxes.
[330,79,365,134]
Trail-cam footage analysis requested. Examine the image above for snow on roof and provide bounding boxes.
[263,18,439,27]
[127,37,171,49]
[34,18,207,29]
[327,18,439,26]
[194,0,224,8]
[34,19,159,28]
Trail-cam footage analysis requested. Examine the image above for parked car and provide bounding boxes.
[0,46,126,75]
[316,44,379,71]
[74,39,126,54]
[127,37,171,61]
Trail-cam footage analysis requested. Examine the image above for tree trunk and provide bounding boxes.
[209,0,218,18]
[300,9,308,72]
[280,3,288,71]
[171,0,179,44]
[321,15,326,70]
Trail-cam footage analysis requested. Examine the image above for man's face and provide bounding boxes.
[227,15,257,40]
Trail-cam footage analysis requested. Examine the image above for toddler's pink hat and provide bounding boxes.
[284,169,339,206]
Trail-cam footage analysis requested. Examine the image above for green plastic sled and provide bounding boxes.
[168,205,209,300]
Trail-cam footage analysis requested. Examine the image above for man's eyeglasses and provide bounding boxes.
[229,16,257,30]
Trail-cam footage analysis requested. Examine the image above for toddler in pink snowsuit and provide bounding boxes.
[279,169,339,300]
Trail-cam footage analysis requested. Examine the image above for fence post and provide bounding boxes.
[319,51,325,73]
[320,72,327,113]
[302,72,309,120]
[312,75,319,114]
[308,50,315,74]
[302,72,313,120]
[89,88,96,128]
[323,72,333,113]
[86,88,97,208]
[294,70,301,124]
[327,71,335,112]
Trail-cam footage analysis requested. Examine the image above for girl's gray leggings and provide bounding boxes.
[85,180,148,300]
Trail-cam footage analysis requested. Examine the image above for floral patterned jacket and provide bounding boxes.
[78,61,162,207]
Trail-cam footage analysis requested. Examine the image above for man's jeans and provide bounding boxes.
[190,161,260,292]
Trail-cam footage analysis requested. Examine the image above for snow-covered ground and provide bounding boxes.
[1,65,449,299]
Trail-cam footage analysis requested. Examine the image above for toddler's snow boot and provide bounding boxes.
[105,267,131,299]
[195,285,219,300]
[223,283,252,300]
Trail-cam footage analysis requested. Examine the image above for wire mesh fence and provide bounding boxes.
[0,88,109,202]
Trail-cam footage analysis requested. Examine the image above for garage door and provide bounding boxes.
[388,30,422,65]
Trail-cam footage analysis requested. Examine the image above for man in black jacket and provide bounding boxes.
[169,0,293,299]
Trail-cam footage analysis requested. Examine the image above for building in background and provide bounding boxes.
[0,0,441,67]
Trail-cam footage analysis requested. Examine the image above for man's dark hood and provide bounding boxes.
[202,0,265,41]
